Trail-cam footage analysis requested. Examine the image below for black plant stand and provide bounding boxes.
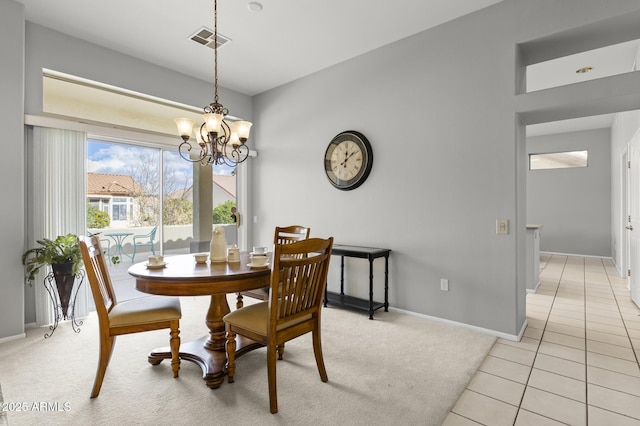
[43,270,85,338]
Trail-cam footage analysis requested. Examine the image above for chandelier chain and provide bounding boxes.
[214,0,219,104]
[174,0,252,167]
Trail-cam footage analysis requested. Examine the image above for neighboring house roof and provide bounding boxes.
[88,173,136,196]
[214,174,236,198]
[88,172,235,200]
[169,175,236,203]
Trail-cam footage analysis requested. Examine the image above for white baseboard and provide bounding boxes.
[541,251,624,277]
[526,280,541,294]
[0,333,26,344]
[389,307,525,342]
[541,251,613,261]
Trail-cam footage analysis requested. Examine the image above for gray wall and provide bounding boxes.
[251,0,640,336]
[0,0,25,341]
[4,0,640,340]
[527,129,612,256]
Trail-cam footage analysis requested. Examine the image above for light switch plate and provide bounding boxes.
[496,219,509,235]
[440,279,449,291]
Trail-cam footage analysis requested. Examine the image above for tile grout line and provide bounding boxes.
[512,253,568,425]
[582,257,589,426]
[522,255,593,422]
[448,255,640,425]
[602,258,640,369]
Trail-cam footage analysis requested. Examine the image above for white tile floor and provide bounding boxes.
[445,254,640,425]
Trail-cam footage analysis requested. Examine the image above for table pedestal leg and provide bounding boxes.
[205,294,229,351]
[147,294,263,389]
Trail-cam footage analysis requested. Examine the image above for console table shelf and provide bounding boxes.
[323,244,391,319]
[324,292,385,313]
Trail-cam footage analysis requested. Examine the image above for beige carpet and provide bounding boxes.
[0,383,7,426]
[0,295,495,425]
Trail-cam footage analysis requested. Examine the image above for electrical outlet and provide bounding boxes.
[440,278,449,291]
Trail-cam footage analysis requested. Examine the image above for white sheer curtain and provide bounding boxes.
[26,127,88,326]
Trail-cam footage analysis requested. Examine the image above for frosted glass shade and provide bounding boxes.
[234,121,252,141]
[174,118,194,139]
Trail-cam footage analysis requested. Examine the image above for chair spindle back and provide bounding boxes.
[79,235,118,319]
[269,237,333,326]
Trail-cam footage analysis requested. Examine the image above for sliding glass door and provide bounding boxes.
[161,150,194,255]
[87,139,161,262]
[87,137,238,261]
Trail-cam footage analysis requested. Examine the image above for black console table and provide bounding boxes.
[323,244,391,319]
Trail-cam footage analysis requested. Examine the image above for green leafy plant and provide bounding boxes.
[87,203,110,228]
[213,200,236,224]
[22,233,82,282]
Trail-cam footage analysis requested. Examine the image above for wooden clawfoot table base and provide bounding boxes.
[130,253,272,388]
[148,336,264,389]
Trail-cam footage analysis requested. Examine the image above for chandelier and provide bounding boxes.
[174,0,252,167]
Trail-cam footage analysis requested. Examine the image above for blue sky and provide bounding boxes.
[87,139,234,188]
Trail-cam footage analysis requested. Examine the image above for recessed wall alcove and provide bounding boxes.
[515,9,640,124]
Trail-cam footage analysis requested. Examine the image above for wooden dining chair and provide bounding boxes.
[78,235,181,398]
[273,225,310,245]
[224,236,333,414]
[236,225,311,309]
[236,225,310,309]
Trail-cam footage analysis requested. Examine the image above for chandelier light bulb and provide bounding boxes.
[228,128,241,148]
[194,126,207,146]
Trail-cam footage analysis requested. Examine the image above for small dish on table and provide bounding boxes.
[145,262,167,270]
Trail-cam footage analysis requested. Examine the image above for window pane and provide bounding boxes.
[213,164,237,246]
[162,150,194,255]
[87,139,161,262]
[113,204,127,221]
[86,139,241,257]
[529,150,588,170]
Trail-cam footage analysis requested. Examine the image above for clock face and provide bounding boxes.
[324,131,373,190]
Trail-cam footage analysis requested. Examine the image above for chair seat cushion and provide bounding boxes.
[109,296,181,327]
[224,301,311,336]
[242,287,269,300]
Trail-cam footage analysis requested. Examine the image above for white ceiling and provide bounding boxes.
[16,0,640,136]
[16,0,503,96]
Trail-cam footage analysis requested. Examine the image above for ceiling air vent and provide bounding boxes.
[190,27,231,49]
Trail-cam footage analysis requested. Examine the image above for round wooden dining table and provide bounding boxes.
[128,252,271,389]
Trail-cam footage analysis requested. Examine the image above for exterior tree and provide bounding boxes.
[126,151,160,226]
[125,150,193,226]
[213,200,236,224]
[163,198,193,225]
[87,204,110,228]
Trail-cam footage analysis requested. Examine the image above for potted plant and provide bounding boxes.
[22,233,82,319]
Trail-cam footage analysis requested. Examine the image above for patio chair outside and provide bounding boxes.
[131,226,157,262]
